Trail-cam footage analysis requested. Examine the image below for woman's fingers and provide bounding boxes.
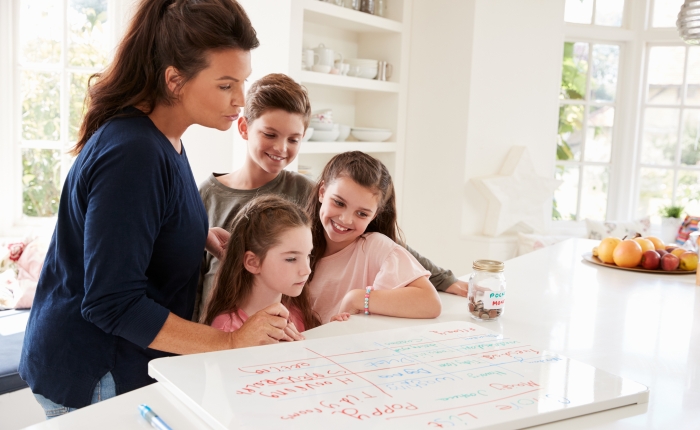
[205,227,230,260]
[284,322,305,341]
[232,305,290,347]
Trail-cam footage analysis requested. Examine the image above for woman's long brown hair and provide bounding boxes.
[305,151,403,282]
[71,0,259,155]
[202,195,321,330]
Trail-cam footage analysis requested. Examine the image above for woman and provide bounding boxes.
[19,0,298,418]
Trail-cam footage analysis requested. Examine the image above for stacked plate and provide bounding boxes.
[350,127,392,142]
[345,58,378,79]
[677,0,700,44]
[308,109,351,141]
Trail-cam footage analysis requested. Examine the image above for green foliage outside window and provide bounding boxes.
[22,149,61,217]
[21,0,107,217]
[554,42,587,220]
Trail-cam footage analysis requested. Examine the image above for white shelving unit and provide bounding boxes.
[237,0,412,204]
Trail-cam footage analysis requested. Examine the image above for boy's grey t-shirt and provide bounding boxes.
[194,170,313,322]
[193,170,459,322]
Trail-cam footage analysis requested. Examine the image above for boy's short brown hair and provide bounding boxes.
[244,73,311,128]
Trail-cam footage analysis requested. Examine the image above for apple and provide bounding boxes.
[679,252,698,271]
[665,245,679,253]
[612,240,643,268]
[657,249,668,258]
[598,237,622,264]
[641,250,661,270]
[660,253,680,271]
[634,237,655,253]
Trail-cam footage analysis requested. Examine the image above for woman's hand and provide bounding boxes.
[206,227,229,260]
[338,289,365,315]
[445,280,469,297]
[230,303,290,347]
[330,312,351,322]
[283,321,305,342]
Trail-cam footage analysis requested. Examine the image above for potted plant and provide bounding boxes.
[659,205,685,244]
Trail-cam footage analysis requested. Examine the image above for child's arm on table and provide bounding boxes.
[338,277,442,319]
[404,244,468,297]
[330,312,351,322]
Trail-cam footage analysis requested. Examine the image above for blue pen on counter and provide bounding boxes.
[139,404,173,430]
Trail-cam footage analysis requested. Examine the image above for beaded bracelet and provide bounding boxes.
[364,286,373,315]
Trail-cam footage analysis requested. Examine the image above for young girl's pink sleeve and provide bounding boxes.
[211,312,245,332]
[289,306,306,332]
[373,245,431,291]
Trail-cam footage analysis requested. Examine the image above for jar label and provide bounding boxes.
[484,291,505,309]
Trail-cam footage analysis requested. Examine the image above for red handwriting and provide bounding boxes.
[330,403,419,421]
[236,372,340,396]
[490,380,539,391]
[481,348,540,360]
[239,361,311,374]
[281,407,323,420]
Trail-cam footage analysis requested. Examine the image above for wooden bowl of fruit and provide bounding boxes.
[583,235,697,274]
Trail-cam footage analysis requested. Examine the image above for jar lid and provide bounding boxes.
[472,260,505,272]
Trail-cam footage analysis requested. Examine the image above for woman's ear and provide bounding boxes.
[238,116,249,140]
[164,66,184,97]
[318,181,326,203]
[243,250,261,274]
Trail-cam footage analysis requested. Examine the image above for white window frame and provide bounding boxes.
[634,41,700,220]
[556,38,624,222]
[0,0,132,237]
[552,0,682,236]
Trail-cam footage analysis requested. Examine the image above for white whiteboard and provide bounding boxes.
[149,321,649,429]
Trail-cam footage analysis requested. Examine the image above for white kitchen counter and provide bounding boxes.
[21,238,700,429]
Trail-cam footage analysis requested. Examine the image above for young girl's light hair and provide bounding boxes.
[305,151,404,281]
[202,195,320,330]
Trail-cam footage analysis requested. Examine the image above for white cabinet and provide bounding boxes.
[236,0,412,205]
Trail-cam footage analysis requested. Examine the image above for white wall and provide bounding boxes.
[402,0,565,276]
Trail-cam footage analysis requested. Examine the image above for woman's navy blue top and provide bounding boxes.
[19,112,208,408]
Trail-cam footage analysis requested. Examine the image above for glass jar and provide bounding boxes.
[361,0,375,14]
[376,0,385,17]
[467,260,506,321]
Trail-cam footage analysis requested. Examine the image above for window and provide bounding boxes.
[17,0,110,218]
[564,0,625,27]
[637,44,700,222]
[555,42,621,221]
[555,0,695,229]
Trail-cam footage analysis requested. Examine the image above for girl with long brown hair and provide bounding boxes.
[305,151,442,324]
[203,195,324,333]
[20,0,295,418]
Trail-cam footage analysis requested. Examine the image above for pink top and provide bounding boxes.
[211,305,306,332]
[308,233,431,323]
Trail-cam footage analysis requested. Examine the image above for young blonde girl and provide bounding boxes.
[305,151,442,323]
[202,195,321,336]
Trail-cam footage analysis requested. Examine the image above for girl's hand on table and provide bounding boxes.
[330,312,351,322]
[445,280,469,297]
[206,227,230,260]
[338,289,365,315]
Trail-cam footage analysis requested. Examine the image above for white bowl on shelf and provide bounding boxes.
[336,124,351,141]
[312,64,331,73]
[345,58,379,66]
[302,127,314,142]
[309,119,334,131]
[309,129,340,142]
[350,127,392,142]
[355,67,378,79]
